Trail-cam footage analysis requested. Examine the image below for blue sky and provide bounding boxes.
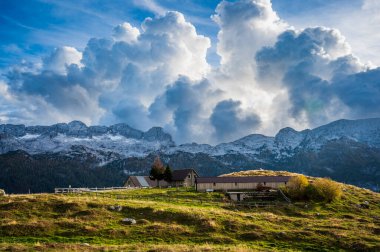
[0,0,221,67]
[0,0,379,144]
[0,0,368,68]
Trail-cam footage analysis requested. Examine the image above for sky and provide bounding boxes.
[0,0,379,144]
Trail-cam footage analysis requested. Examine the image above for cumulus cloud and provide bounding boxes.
[43,46,82,74]
[255,28,360,88]
[207,0,289,137]
[5,69,105,125]
[112,22,140,43]
[94,12,211,131]
[76,11,211,104]
[149,76,222,143]
[2,11,211,137]
[333,68,380,118]
[0,80,95,125]
[255,26,379,126]
[211,99,261,142]
[213,0,287,75]
[1,0,380,145]
[336,0,380,66]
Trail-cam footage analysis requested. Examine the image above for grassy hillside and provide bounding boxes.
[0,171,379,251]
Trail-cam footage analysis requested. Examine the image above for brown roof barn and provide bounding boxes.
[195,176,292,191]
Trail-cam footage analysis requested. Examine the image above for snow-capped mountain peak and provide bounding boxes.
[1,118,380,162]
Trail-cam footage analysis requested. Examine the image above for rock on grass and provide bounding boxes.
[121,218,136,225]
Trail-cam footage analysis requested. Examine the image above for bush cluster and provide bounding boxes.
[284,175,309,200]
[312,178,342,202]
[284,176,342,202]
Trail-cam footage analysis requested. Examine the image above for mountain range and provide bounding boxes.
[1,118,379,193]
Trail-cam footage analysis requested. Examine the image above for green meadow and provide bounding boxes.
[0,172,379,251]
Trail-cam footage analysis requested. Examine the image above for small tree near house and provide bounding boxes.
[149,156,165,187]
[164,165,173,183]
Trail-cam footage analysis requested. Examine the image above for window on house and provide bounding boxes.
[235,182,237,186]
[285,182,287,185]
[188,175,191,178]
[213,182,216,186]
[264,182,266,185]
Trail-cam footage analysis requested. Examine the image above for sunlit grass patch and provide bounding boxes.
[0,176,379,251]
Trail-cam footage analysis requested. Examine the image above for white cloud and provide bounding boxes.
[274,0,380,67]
[132,0,167,16]
[208,0,289,136]
[3,11,212,140]
[255,26,378,127]
[112,22,140,43]
[43,46,82,74]
[2,0,380,145]
[149,76,222,143]
[212,0,287,74]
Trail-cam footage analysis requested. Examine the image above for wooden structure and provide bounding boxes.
[124,176,168,188]
[227,190,278,202]
[195,176,291,192]
[124,169,199,188]
[171,169,198,187]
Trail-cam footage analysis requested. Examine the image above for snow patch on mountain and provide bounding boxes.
[213,134,274,156]
[1,118,380,163]
[167,143,214,154]
[18,134,40,140]
[303,118,380,150]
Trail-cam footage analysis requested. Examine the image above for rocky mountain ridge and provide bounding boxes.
[1,118,380,193]
[0,121,174,160]
[2,118,380,157]
[170,118,380,156]
[0,120,173,142]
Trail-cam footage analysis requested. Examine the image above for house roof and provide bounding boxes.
[195,176,292,184]
[126,176,168,187]
[126,176,140,187]
[171,169,198,181]
[136,176,150,187]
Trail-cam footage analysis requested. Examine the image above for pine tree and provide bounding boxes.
[164,165,173,183]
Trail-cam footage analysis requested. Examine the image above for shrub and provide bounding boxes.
[0,189,5,197]
[304,184,321,201]
[312,178,342,202]
[285,175,309,200]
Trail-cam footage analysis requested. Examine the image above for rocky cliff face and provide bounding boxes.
[1,118,380,193]
[0,121,174,161]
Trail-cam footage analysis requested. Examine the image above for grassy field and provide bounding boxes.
[0,171,379,251]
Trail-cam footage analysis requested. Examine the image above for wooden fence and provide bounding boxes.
[54,187,135,194]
